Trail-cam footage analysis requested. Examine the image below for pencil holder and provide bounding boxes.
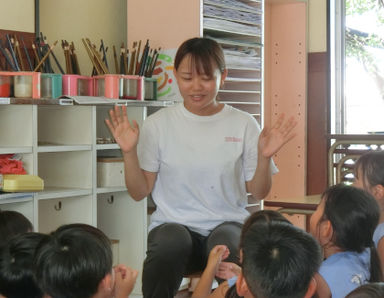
[119,75,144,100]
[144,78,158,100]
[13,72,41,99]
[41,73,62,99]
[62,74,94,96]
[94,74,120,99]
[0,74,11,97]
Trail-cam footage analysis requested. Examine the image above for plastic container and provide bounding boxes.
[0,75,11,97]
[144,78,158,100]
[41,73,62,99]
[119,75,144,100]
[97,157,125,187]
[62,74,94,96]
[94,74,120,98]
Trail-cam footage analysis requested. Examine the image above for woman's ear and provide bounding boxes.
[236,272,250,297]
[220,69,228,87]
[99,272,114,293]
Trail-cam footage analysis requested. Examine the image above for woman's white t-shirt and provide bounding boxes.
[138,103,277,235]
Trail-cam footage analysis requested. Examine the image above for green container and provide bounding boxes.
[41,73,62,99]
[144,78,157,100]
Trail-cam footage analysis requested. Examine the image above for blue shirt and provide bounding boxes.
[373,222,384,248]
[319,249,371,298]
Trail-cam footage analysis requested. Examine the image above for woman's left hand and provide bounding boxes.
[258,113,297,158]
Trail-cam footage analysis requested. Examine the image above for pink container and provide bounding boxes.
[94,74,120,99]
[62,74,94,96]
[0,71,41,99]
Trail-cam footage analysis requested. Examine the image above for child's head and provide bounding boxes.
[237,221,321,298]
[354,151,384,200]
[345,282,384,298]
[240,210,291,248]
[174,37,226,77]
[34,223,113,298]
[0,232,48,298]
[0,210,33,247]
[310,184,379,252]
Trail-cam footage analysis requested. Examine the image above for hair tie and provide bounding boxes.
[61,245,69,251]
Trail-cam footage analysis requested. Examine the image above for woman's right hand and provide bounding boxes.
[105,105,139,154]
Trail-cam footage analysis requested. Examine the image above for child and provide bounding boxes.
[0,210,33,247]
[310,184,382,298]
[353,151,384,272]
[345,282,384,298]
[238,221,321,298]
[34,223,138,298]
[0,232,48,298]
[192,210,293,298]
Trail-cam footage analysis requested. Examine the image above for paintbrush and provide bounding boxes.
[6,34,20,71]
[0,40,17,71]
[113,45,118,74]
[33,40,58,72]
[134,40,141,75]
[20,37,33,71]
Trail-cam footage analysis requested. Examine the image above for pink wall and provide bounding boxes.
[127,0,201,49]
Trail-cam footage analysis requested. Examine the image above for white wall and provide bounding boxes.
[0,0,35,32]
[39,0,127,75]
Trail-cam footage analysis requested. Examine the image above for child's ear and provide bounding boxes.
[99,272,114,293]
[320,219,333,244]
[236,272,250,297]
[372,184,384,200]
[304,277,317,298]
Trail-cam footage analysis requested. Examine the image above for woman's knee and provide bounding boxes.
[147,223,193,260]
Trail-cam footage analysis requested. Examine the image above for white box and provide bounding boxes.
[97,157,125,187]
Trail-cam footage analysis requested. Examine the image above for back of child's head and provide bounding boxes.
[0,210,33,247]
[354,151,384,190]
[34,223,113,298]
[0,232,47,298]
[240,210,291,248]
[174,37,226,76]
[321,184,379,252]
[241,221,321,298]
[320,184,382,281]
[345,282,384,298]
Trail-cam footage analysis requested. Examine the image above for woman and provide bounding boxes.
[106,37,296,298]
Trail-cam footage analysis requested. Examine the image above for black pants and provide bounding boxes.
[142,221,242,298]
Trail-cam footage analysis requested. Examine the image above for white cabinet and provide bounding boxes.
[203,0,264,123]
[0,99,172,295]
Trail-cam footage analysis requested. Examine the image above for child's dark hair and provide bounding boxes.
[345,282,384,298]
[354,151,384,189]
[321,184,382,282]
[241,221,321,298]
[0,210,33,247]
[34,223,113,298]
[174,37,226,77]
[226,210,292,298]
[0,232,48,298]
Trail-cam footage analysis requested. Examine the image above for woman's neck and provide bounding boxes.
[323,243,343,259]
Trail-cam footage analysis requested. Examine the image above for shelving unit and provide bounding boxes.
[0,98,173,295]
[203,0,264,123]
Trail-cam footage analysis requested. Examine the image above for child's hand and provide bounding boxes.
[206,245,230,274]
[113,264,138,298]
[216,261,241,280]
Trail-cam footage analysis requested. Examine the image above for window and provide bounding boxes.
[330,0,384,134]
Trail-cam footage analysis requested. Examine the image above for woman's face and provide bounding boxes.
[173,54,227,116]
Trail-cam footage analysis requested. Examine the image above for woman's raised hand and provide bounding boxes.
[105,105,139,154]
[258,113,297,158]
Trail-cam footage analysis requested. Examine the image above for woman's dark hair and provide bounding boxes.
[174,37,226,76]
[354,151,384,189]
[346,282,384,298]
[0,210,33,247]
[0,232,48,298]
[321,184,382,282]
[34,223,112,298]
